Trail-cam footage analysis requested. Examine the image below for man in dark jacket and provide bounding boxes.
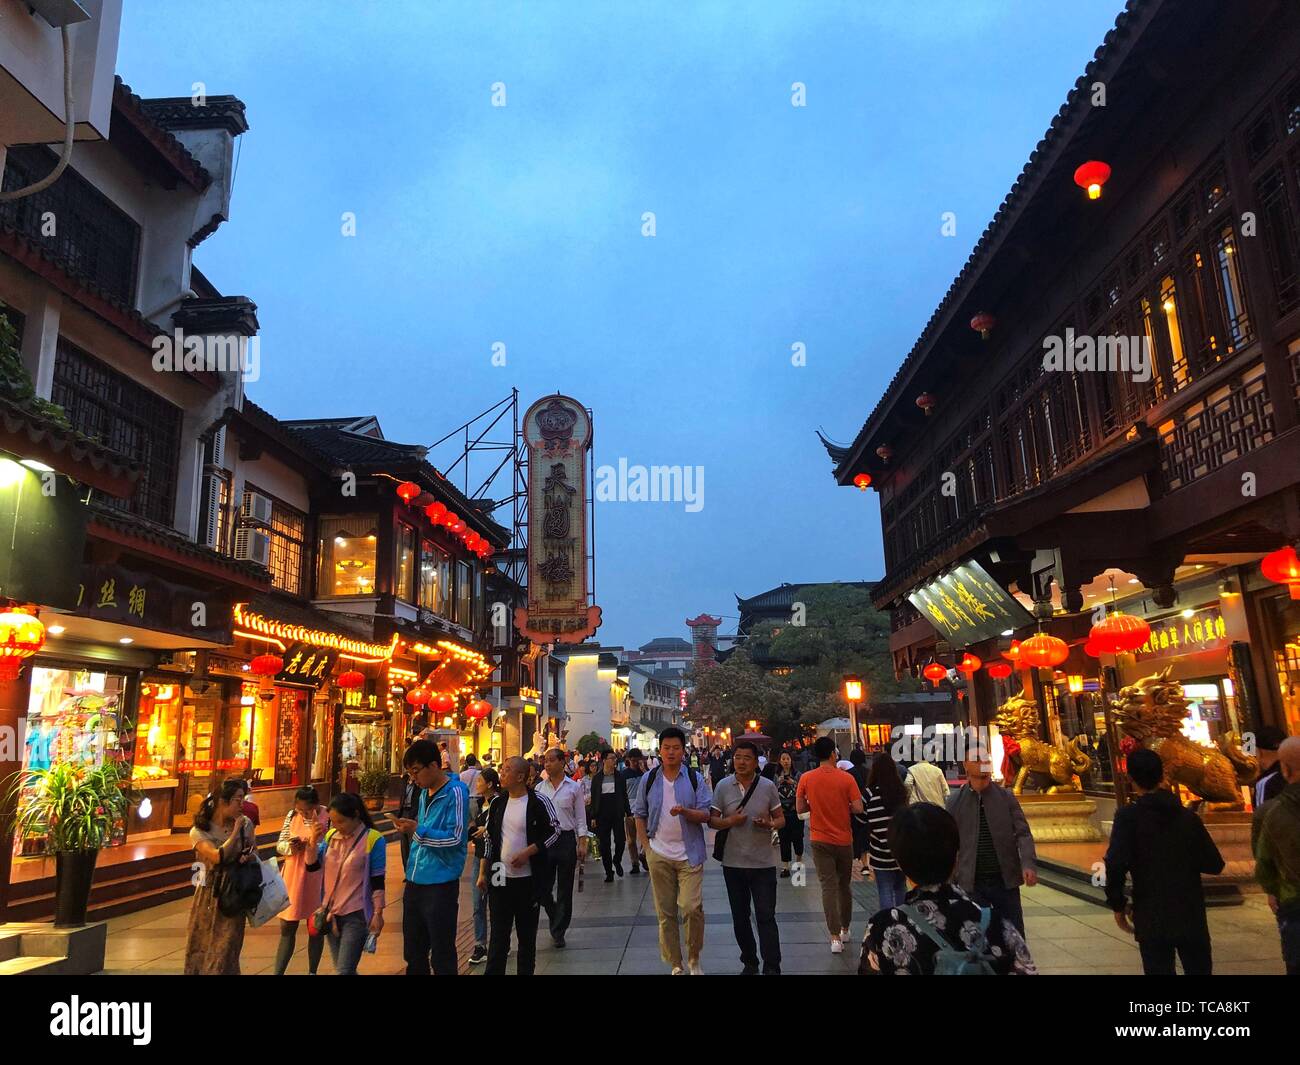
[588,748,633,882]
[948,758,1038,937]
[1253,726,1289,808]
[476,756,560,976]
[1253,735,1300,974]
[1105,748,1225,975]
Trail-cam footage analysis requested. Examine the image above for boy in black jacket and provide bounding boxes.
[1104,748,1225,975]
[477,756,560,976]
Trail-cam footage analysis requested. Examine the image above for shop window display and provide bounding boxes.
[13,667,130,857]
[317,515,378,597]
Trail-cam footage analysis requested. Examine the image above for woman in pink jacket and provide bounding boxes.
[273,785,329,975]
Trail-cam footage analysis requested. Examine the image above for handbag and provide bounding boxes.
[248,856,290,927]
[308,827,366,938]
[215,821,262,918]
[713,775,761,862]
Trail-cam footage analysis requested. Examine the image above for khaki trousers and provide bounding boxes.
[811,841,854,936]
[646,848,704,968]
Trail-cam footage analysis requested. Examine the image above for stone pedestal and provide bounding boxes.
[1201,811,1256,883]
[1018,793,1104,843]
[0,921,107,975]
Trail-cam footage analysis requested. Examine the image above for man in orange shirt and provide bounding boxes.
[796,736,864,954]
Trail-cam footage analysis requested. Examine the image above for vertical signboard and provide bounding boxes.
[515,395,602,644]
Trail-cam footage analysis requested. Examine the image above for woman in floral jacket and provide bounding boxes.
[860,803,1036,976]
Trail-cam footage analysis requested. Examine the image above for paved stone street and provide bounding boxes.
[95,836,1287,975]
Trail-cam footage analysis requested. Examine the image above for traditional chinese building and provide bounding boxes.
[822,0,1300,816]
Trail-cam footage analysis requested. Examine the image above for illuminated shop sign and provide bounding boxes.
[908,559,1034,646]
[1133,607,1228,661]
[233,602,396,662]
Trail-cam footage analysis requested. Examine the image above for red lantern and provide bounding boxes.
[1019,633,1069,668]
[425,501,447,523]
[396,481,421,504]
[987,662,1013,680]
[405,687,430,707]
[1261,545,1300,600]
[853,473,872,491]
[1003,639,1021,662]
[1083,639,1102,658]
[442,510,459,528]
[466,699,492,721]
[922,660,948,688]
[915,393,937,416]
[249,653,283,677]
[430,693,455,714]
[337,669,365,690]
[957,652,982,674]
[875,445,893,463]
[1089,610,1152,654]
[450,519,467,534]
[1073,160,1111,200]
[0,609,45,682]
[970,311,996,339]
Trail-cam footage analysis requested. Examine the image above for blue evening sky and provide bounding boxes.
[118,0,1124,648]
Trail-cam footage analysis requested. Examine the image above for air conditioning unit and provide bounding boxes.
[240,490,273,527]
[233,528,271,567]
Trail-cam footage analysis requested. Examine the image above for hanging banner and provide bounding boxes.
[515,395,602,644]
[908,559,1033,646]
[276,643,339,688]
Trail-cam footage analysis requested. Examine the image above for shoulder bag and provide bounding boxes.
[308,827,367,938]
[713,776,761,862]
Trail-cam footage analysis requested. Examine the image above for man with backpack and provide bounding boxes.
[708,739,785,975]
[860,803,1036,975]
[633,726,713,975]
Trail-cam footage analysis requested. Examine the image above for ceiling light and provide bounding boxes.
[1181,609,1195,618]
[1000,629,1014,637]
[119,637,134,644]
[20,458,54,472]
[47,624,65,635]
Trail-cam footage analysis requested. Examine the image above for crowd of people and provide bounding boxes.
[180,725,1300,977]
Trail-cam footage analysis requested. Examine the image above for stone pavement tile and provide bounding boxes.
[1023,915,1108,940]
[1214,958,1284,975]
[1209,933,1286,963]
[1057,939,1141,967]
[541,926,631,950]
[1021,942,1085,968]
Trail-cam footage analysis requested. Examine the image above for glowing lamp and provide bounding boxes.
[987,662,1012,680]
[1073,160,1111,200]
[405,687,430,707]
[442,510,459,527]
[1018,633,1069,668]
[337,670,365,690]
[396,481,421,504]
[915,392,937,416]
[1003,639,1021,662]
[1260,545,1300,600]
[430,693,455,714]
[843,675,863,702]
[1089,610,1151,654]
[249,653,283,677]
[957,652,982,675]
[853,473,872,491]
[922,660,948,688]
[1083,639,1102,658]
[450,520,467,535]
[970,312,996,339]
[0,609,45,682]
[466,699,492,721]
[875,445,893,463]
[424,501,447,523]
[1067,675,1085,695]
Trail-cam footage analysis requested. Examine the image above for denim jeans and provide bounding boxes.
[971,880,1025,938]
[327,910,369,975]
[874,868,908,912]
[472,870,489,947]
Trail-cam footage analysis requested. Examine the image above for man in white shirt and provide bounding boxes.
[459,754,482,799]
[906,755,952,807]
[535,747,587,948]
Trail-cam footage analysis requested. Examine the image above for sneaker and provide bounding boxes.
[671,966,686,975]
[741,963,759,975]
[779,869,790,878]
[688,960,705,975]
[830,937,844,955]
[840,927,851,941]
[468,944,487,966]
[629,864,640,875]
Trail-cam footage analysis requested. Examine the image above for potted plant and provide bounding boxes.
[4,759,131,926]
[358,765,391,813]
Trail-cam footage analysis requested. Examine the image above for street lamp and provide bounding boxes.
[747,719,758,732]
[843,675,864,751]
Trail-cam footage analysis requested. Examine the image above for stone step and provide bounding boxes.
[0,955,66,976]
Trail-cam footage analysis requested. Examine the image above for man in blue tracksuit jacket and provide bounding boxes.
[394,738,470,975]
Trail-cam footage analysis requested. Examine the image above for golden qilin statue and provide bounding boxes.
[1109,667,1256,809]
[994,694,1091,795]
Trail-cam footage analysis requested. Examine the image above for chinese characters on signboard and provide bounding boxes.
[1133,608,1228,661]
[515,395,602,644]
[908,559,1034,646]
[73,564,231,642]
[275,643,339,688]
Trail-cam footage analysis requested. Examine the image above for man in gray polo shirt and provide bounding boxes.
[709,739,785,975]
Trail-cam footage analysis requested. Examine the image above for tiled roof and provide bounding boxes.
[639,637,691,652]
[88,500,271,584]
[0,393,140,493]
[113,78,211,192]
[138,96,250,137]
[830,0,1160,478]
[736,581,875,612]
